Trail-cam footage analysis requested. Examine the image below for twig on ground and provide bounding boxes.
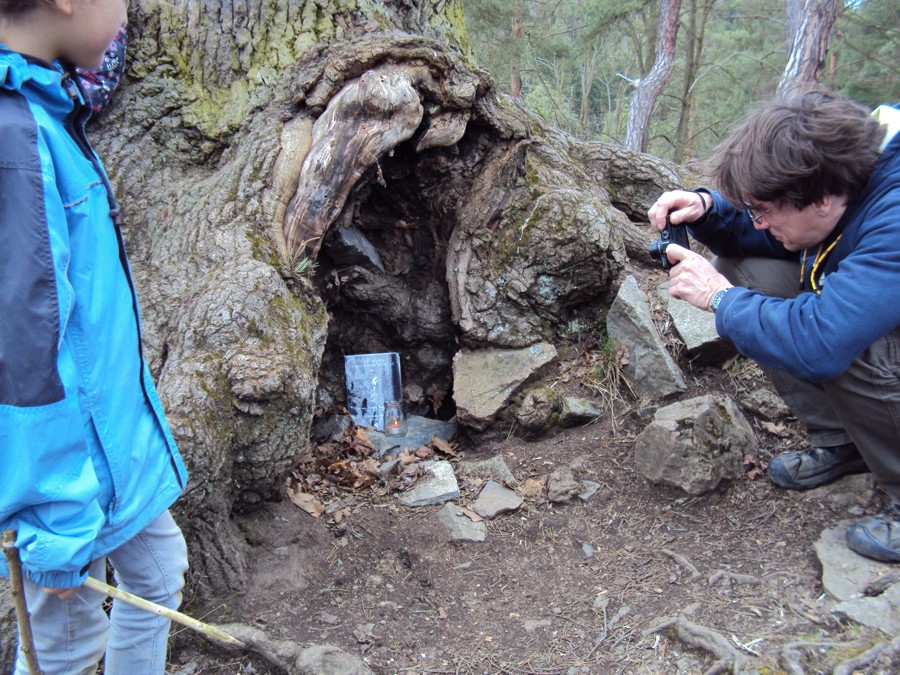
[833,634,900,675]
[2,530,41,675]
[643,613,747,674]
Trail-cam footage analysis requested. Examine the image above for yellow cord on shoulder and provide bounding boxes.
[800,235,842,294]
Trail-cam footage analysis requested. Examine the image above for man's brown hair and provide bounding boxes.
[710,89,884,210]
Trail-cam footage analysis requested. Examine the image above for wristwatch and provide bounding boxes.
[710,288,730,313]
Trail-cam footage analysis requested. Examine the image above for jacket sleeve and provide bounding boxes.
[714,193,900,381]
[0,92,105,588]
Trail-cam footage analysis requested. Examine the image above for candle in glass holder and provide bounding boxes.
[382,401,408,437]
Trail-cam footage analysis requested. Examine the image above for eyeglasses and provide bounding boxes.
[745,203,778,224]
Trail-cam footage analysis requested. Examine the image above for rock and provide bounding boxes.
[515,386,563,431]
[739,388,791,420]
[397,460,460,506]
[633,394,756,495]
[470,481,524,519]
[547,466,581,503]
[459,456,516,484]
[559,396,603,426]
[795,473,876,510]
[321,225,385,272]
[364,414,457,457]
[516,389,605,433]
[436,503,487,542]
[606,276,686,398]
[453,343,558,431]
[659,282,735,363]
[815,520,900,635]
[578,480,602,501]
[295,644,374,674]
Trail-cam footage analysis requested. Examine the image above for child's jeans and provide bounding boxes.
[16,510,188,675]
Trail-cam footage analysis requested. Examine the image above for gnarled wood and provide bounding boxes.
[282,67,424,265]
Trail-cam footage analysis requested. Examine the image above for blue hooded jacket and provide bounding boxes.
[691,104,900,382]
[0,48,187,588]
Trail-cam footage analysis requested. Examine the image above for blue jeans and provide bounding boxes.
[16,510,188,675]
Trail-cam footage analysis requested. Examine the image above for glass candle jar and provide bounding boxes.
[382,401,408,437]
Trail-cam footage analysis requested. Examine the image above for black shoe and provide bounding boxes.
[846,502,900,563]
[767,442,869,490]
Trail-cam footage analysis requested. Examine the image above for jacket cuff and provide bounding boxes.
[690,188,715,226]
[25,566,88,590]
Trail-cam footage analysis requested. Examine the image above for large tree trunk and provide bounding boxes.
[779,0,838,94]
[625,0,682,152]
[75,0,695,603]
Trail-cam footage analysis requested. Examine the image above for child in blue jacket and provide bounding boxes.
[0,1,189,673]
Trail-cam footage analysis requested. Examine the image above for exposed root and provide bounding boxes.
[212,623,373,675]
[661,548,701,580]
[643,613,747,674]
[833,634,900,675]
[779,639,867,675]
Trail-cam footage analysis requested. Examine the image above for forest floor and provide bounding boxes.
[168,272,899,675]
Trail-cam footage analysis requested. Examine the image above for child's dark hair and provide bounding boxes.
[0,0,54,17]
[710,89,883,209]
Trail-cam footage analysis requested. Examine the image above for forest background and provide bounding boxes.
[463,0,899,164]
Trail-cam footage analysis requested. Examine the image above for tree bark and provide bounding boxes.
[625,0,683,152]
[60,0,697,605]
[778,0,838,94]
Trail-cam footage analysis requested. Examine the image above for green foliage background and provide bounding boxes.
[464,0,899,162]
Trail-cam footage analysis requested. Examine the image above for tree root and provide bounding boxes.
[212,622,373,675]
[833,634,900,675]
[643,613,747,674]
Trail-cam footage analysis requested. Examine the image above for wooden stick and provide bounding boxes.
[82,577,246,648]
[2,530,42,675]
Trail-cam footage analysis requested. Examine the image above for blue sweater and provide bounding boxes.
[0,48,187,588]
[692,105,900,382]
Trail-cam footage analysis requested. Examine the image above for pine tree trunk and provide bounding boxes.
[625,0,682,152]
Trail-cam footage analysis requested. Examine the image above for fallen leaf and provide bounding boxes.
[431,437,457,457]
[522,478,546,499]
[287,487,325,517]
[461,507,484,522]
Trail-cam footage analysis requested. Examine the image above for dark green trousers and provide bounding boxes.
[715,257,900,500]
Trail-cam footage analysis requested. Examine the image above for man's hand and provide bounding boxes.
[648,190,709,231]
[44,585,81,600]
[665,244,732,311]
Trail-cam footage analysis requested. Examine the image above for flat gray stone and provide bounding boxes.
[366,415,457,457]
[398,460,460,507]
[471,480,523,519]
[436,503,487,542]
[815,520,900,636]
[459,456,515,483]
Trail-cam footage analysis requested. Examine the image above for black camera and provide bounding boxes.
[648,214,690,271]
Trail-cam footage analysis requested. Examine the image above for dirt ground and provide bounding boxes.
[167,335,899,674]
